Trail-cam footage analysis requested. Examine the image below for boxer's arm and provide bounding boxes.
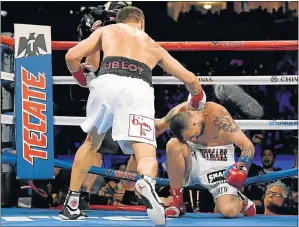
[227,127,254,161]
[157,48,201,96]
[65,28,103,72]
[84,20,103,71]
[232,133,255,161]
[85,51,101,71]
[212,106,255,160]
[213,106,254,188]
[155,102,188,137]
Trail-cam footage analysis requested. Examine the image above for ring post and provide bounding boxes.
[14,24,54,179]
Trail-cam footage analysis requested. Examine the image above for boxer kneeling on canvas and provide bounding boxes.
[155,101,257,218]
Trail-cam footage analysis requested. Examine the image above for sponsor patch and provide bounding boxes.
[207,169,226,184]
[128,114,155,141]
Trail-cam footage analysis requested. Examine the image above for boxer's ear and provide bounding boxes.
[140,19,145,31]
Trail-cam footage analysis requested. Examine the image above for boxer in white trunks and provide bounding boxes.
[155,101,257,218]
[59,6,206,225]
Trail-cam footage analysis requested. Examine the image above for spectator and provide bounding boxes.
[244,143,297,213]
[263,180,292,215]
[244,146,281,209]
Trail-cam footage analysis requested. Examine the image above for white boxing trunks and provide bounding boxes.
[80,57,156,154]
[184,142,239,200]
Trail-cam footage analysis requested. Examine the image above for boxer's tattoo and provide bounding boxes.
[213,110,240,133]
[164,108,177,123]
[241,147,254,158]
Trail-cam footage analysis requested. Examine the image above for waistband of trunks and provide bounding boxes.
[98,56,153,87]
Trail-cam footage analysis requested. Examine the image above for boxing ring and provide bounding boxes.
[1,34,298,226]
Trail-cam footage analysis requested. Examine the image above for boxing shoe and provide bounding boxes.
[165,188,186,218]
[79,192,90,211]
[59,191,87,220]
[238,192,256,216]
[135,175,166,225]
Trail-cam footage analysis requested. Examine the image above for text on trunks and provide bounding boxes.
[128,114,155,141]
[104,61,144,74]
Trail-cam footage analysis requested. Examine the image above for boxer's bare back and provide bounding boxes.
[99,23,162,69]
[67,22,198,86]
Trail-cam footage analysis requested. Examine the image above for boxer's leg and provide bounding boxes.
[69,127,106,192]
[133,142,166,225]
[215,194,242,218]
[213,187,256,218]
[122,155,138,205]
[124,155,137,190]
[164,138,191,217]
[70,77,113,192]
[82,153,103,193]
[132,142,158,178]
[59,127,106,220]
[112,76,165,225]
[80,153,103,210]
[165,138,192,189]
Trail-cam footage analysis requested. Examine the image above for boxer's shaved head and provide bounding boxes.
[116,6,145,23]
[169,112,191,142]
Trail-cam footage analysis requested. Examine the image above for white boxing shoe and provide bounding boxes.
[135,176,166,225]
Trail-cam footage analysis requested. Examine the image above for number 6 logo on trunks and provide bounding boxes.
[128,114,155,141]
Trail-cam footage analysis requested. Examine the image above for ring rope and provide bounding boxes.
[1,72,298,85]
[1,154,298,190]
[1,35,298,51]
[1,113,298,130]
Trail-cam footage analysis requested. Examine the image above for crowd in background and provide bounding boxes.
[1,2,298,216]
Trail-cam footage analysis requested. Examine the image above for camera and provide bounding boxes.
[77,1,128,41]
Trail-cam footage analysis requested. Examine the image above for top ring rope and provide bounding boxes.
[1,35,298,51]
[1,72,297,85]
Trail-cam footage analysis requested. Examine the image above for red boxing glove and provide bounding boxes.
[70,63,96,88]
[188,89,206,110]
[224,163,248,189]
[225,155,252,189]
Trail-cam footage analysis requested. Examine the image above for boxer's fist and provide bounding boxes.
[224,163,248,189]
[224,155,252,189]
[188,89,206,110]
[70,63,96,88]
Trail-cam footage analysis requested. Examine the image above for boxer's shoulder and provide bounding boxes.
[100,23,129,34]
[204,102,227,113]
[100,23,121,34]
